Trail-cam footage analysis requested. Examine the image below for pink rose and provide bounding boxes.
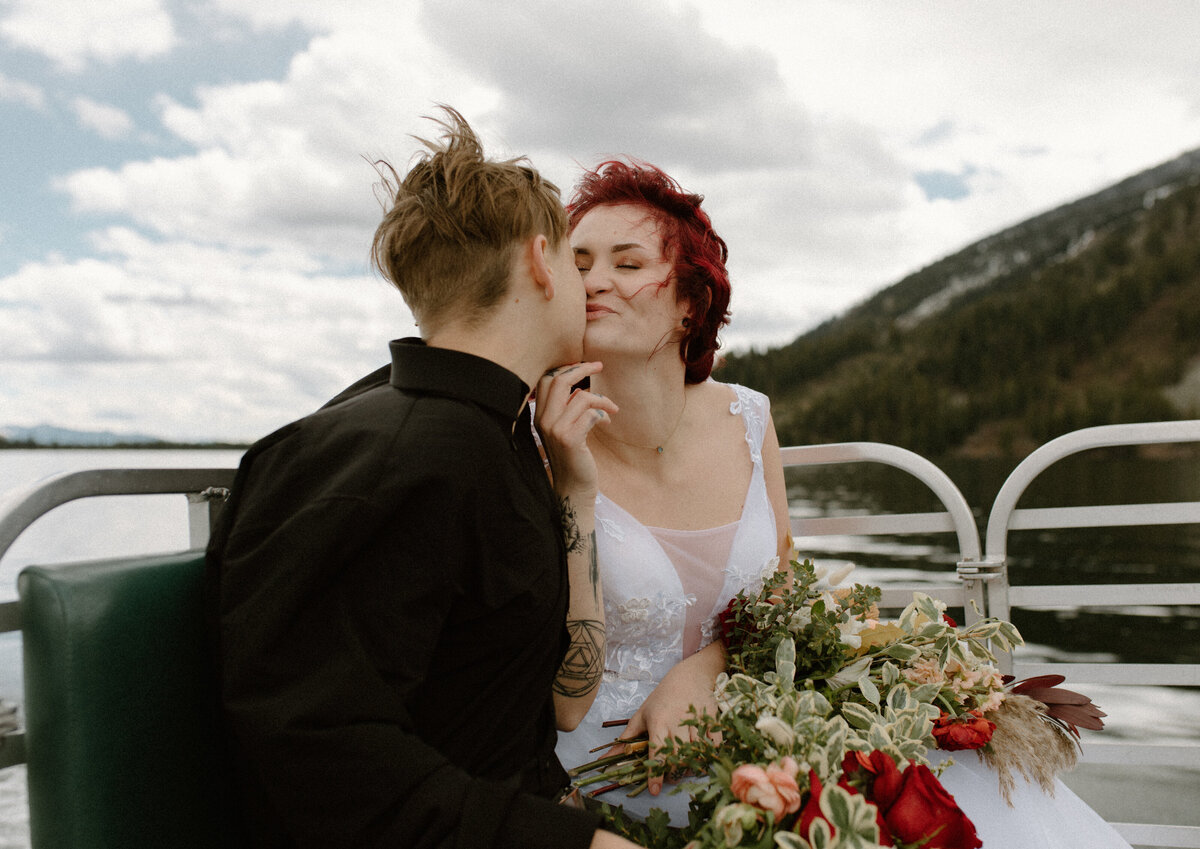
[730,757,802,820]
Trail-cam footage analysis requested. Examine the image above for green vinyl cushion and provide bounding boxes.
[19,551,238,849]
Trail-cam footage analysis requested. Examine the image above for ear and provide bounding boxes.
[528,234,555,301]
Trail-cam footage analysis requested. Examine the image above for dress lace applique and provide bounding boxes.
[697,553,779,651]
[597,514,626,542]
[731,384,765,465]
[604,593,695,681]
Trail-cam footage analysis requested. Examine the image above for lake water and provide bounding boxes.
[0,448,1197,847]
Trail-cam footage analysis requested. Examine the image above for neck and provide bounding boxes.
[426,314,554,399]
[589,353,689,455]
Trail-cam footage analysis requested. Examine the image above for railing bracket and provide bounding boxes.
[956,559,1006,581]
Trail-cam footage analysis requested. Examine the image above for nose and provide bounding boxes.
[583,266,611,297]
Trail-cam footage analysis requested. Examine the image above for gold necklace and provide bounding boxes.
[597,393,688,455]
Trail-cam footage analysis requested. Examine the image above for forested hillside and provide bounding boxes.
[719,148,1200,458]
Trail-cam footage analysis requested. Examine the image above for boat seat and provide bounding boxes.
[19,550,240,849]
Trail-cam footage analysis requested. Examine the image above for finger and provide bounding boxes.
[558,388,619,432]
[603,711,646,756]
[624,709,647,739]
[602,740,628,757]
[647,723,668,795]
[537,361,604,421]
[647,761,664,795]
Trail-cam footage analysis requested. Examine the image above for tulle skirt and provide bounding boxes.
[927,749,1133,848]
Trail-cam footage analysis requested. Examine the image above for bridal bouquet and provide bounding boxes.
[571,560,1105,849]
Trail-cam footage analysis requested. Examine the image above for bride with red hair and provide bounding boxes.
[552,159,1133,849]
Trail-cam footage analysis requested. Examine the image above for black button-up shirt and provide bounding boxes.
[208,338,599,849]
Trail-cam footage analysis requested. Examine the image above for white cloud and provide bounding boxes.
[421,0,818,175]
[56,21,496,263]
[6,0,1200,441]
[0,71,44,109]
[0,0,175,71]
[0,226,413,441]
[72,97,135,140]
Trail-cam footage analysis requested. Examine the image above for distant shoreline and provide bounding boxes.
[0,441,249,451]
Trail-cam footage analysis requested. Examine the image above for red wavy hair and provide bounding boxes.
[567,160,731,384]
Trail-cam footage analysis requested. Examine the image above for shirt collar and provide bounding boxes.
[388,337,531,424]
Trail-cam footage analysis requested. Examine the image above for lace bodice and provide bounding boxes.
[556,383,780,819]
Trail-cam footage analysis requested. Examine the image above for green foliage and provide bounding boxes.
[718,158,1200,457]
[574,560,1025,847]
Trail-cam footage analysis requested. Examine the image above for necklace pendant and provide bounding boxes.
[656,446,664,454]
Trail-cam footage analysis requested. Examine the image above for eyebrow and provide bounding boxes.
[573,242,649,256]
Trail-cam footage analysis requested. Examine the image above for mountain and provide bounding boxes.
[718,147,1200,458]
[1,424,162,447]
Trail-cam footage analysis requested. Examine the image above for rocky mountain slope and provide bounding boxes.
[718,147,1200,457]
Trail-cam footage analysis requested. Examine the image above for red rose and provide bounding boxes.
[797,771,829,842]
[942,612,958,627]
[842,749,897,780]
[799,768,893,847]
[717,595,762,648]
[932,710,996,751]
[872,760,981,849]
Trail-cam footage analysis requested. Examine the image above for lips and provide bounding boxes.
[586,304,615,320]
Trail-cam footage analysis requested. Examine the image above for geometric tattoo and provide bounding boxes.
[553,618,605,698]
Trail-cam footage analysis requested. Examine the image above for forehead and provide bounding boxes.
[571,204,665,252]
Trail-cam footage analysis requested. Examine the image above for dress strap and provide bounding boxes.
[727,383,769,465]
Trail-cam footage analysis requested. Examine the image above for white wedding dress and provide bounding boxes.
[556,383,780,824]
[555,383,1133,848]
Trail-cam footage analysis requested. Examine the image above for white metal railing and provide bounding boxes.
[0,467,234,772]
[1,429,1197,845]
[783,426,1200,848]
[977,420,1200,848]
[0,467,235,565]
[782,442,985,618]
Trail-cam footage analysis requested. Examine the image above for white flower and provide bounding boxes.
[756,714,796,747]
[826,655,872,689]
[787,607,812,633]
[837,617,869,649]
[812,561,855,589]
[713,803,760,847]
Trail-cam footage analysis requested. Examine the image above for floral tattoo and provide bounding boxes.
[561,498,601,606]
[560,496,586,555]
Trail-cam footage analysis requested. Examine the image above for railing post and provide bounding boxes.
[186,486,231,549]
[956,557,1013,673]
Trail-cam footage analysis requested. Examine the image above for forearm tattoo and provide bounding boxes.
[588,530,599,606]
[559,496,585,555]
[554,618,605,698]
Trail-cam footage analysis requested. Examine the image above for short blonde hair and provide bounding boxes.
[371,106,569,329]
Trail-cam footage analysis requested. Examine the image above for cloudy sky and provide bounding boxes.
[2,0,1199,442]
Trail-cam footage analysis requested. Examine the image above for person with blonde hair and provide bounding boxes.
[208,109,641,849]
